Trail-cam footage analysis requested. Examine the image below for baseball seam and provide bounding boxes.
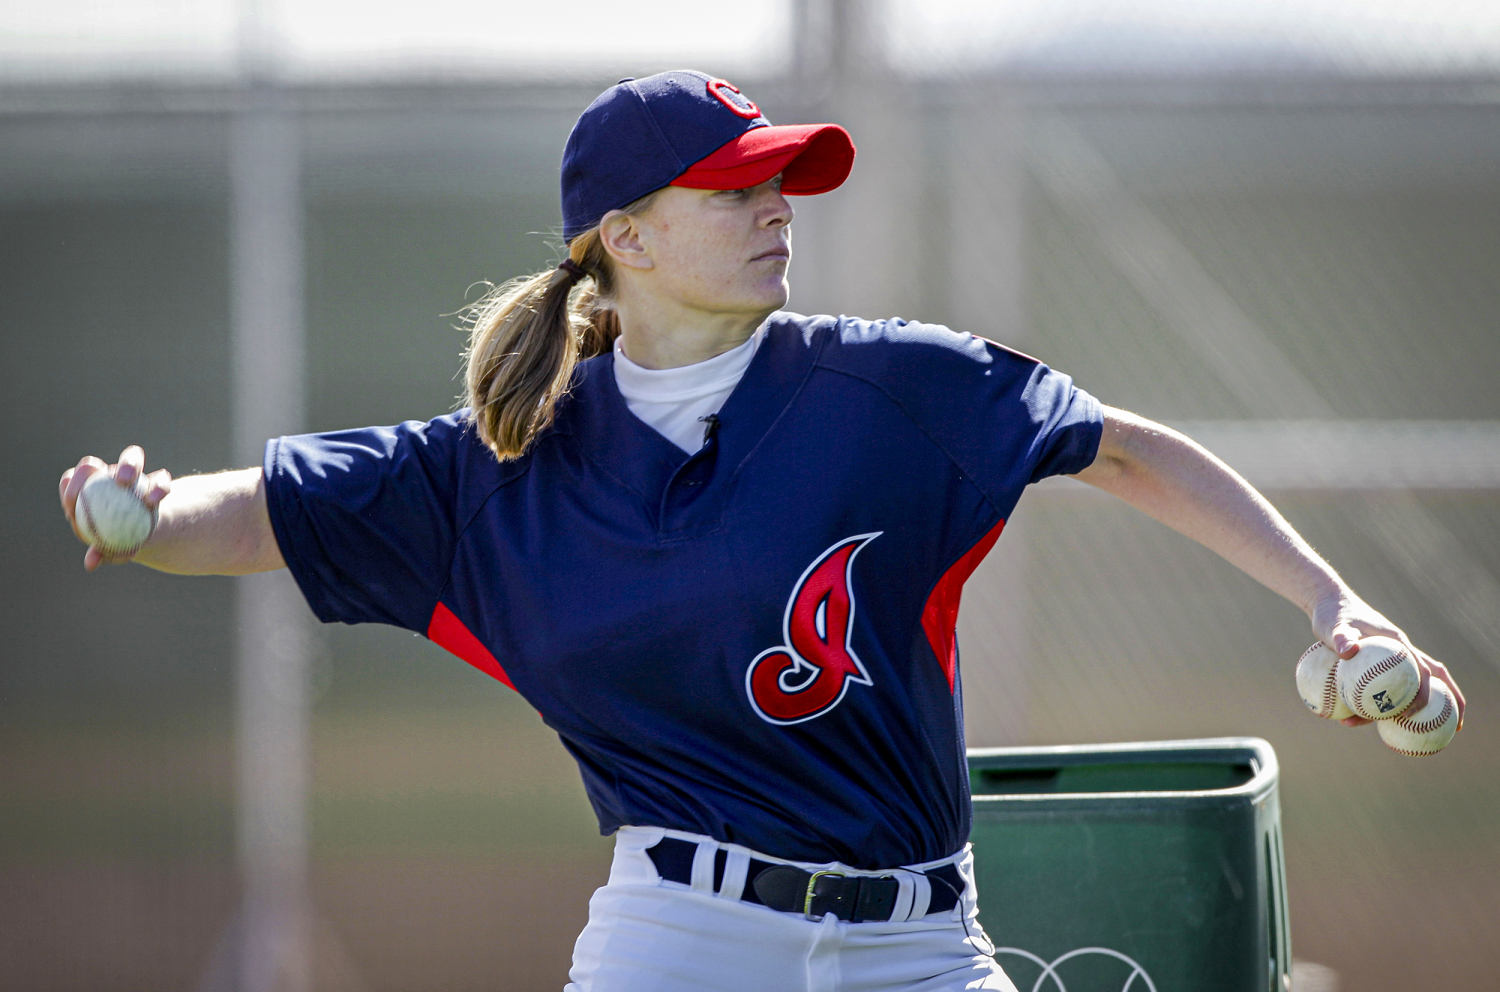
[1351,655,1411,717]
[1399,696,1455,735]
[1299,644,1344,718]
[78,482,150,555]
[1320,672,1341,718]
[77,493,98,547]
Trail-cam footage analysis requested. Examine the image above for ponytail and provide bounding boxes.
[460,228,621,461]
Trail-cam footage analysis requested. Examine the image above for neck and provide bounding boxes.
[614,298,773,370]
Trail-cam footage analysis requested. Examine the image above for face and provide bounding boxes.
[623,177,795,323]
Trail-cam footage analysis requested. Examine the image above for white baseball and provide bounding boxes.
[75,473,157,558]
[1378,679,1459,756]
[1336,636,1421,721]
[1294,642,1354,721]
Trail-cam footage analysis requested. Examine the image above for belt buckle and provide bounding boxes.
[803,870,844,920]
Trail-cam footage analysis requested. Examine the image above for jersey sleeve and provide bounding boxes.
[263,415,468,632]
[829,316,1103,505]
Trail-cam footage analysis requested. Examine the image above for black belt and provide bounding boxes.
[645,836,964,923]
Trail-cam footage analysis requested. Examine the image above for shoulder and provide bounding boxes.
[269,410,530,501]
[765,310,1043,386]
[275,411,489,466]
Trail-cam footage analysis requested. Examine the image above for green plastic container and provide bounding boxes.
[968,737,1290,992]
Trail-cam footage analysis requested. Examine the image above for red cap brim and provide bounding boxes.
[671,123,855,194]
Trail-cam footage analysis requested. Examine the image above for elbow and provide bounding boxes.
[236,523,285,574]
[240,476,286,574]
[1074,406,1157,493]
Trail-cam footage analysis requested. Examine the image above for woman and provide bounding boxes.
[61,70,1464,992]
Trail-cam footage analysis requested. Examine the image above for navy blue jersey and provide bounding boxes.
[264,312,1102,868]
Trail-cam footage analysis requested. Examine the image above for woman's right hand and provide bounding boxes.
[59,445,173,571]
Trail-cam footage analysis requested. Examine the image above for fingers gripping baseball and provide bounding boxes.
[1309,592,1393,654]
[60,446,172,571]
[1339,644,1466,733]
[1419,654,1466,732]
[1306,592,1467,733]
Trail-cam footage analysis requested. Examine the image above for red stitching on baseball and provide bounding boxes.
[78,493,98,546]
[1401,696,1454,735]
[77,479,153,556]
[1299,643,1343,718]
[1321,673,1340,717]
[1352,653,1411,715]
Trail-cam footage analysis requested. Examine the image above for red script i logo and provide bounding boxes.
[746,533,880,725]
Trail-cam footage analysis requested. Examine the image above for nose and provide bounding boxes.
[759,184,794,227]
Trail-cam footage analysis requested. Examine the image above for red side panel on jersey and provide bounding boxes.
[427,602,517,691]
[921,519,1006,693]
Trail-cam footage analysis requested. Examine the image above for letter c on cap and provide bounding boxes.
[707,78,762,119]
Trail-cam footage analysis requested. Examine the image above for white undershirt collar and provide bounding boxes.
[613,324,767,453]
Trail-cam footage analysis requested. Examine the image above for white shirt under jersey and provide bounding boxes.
[613,324,767,454]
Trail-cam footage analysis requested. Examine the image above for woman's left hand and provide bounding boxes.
[1310,593,1466,730]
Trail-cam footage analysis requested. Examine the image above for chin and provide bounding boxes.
[714,276,788,318]
[765,277,791,309]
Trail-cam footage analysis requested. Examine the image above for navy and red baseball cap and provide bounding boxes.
[560,69,856,242]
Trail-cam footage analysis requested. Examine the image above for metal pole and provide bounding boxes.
[201,2,312,989]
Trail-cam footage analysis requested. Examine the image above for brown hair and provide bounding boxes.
[460,194,656,460]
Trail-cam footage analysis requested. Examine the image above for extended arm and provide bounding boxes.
[1071,406,1465,726]
[60,445,284,575]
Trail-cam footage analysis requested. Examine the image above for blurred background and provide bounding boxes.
[3,1,1497,989]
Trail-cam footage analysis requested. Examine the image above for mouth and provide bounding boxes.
[752,247,791,262]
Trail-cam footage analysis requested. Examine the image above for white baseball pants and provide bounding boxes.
[564,826,1019,992]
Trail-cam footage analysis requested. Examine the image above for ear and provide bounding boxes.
[598,210,654,272]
